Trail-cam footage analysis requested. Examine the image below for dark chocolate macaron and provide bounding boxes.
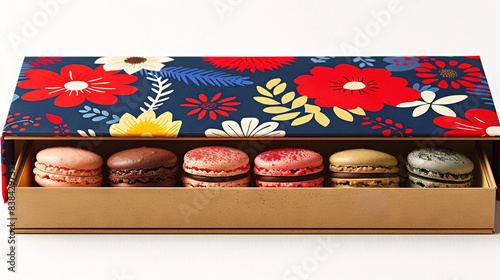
[406,147,474,188]
[107,147,178,187]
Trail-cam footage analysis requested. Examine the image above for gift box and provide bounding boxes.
[3,56,498,233]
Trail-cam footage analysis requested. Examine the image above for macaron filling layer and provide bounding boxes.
[109,165,177,177]
[183,172,250,182]
[108,165,178,185]
[35,162,102,177]
[406,163,473,181]
[254,165,323,176]
[183,164,250,177]
[330,172,399,179]
[408,173,472,188]
[110,175,176,185]
[329,164,399,173]
[182,174,250,188]
[255,172,324,183]
[34,168,103,185]
[408,172,472,185]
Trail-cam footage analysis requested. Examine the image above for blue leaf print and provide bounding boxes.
[105,115,120,124]
[80,106,121,124]
[83,113,96,118]
[311,57,335,63]
[139,67,253,87]
[92,116,107,122]
[413,83,439,93]
[354,56,375,68]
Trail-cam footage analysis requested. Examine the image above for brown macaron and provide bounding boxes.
[107,147,178,187]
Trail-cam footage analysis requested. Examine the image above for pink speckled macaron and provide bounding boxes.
[34,147,103,187]
[254,148,324,188]
[182,146,250,187]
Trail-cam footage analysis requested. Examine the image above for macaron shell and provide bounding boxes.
[182,174,250,187]
[35,162,101,177]
[183,146,249,177]
[36,147,103,170]
[111,177,177,187]
[331,177,399,187]
[107,147,177,170]
[406,163,473,182]
[254,148,324,176]
[256,177,324,188]
[408,173,471,188]
[329,149,398,173]
[406,147,473,176]
[34,168,102,186]
[35,175,102,188]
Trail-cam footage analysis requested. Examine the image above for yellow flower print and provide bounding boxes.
[109,110,182,137]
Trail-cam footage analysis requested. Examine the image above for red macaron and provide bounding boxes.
[182,146,250,187]
[254,148,324,187]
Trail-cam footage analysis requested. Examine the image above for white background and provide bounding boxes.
[1,0,500,279]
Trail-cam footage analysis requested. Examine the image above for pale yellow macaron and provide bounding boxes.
[329,148,399,187]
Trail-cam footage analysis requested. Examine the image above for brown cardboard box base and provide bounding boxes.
[8,138,497,234]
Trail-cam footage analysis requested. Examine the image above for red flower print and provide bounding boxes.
[361,116,413,137]
[434,109,500,137]
[294,64,421,112]
[46,114,71,137]
[181,93,240,120]
[26,56,63,67]
[203,57,296,73]
[414,58,483,89]
[17,64,138,108]
[3,112,41,134]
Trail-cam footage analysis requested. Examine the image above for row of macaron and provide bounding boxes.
[33,145,474,188]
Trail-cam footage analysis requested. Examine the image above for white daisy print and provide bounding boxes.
[205,117,286,137]
[77,129,97,137]
[397,90,467,117]
[94,56,174,74]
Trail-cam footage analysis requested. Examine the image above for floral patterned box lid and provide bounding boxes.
[3,56,498,138]
[1,56,498,201]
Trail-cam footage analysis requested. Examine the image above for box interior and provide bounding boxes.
[16,139,494,189]
[10,139,497,231]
